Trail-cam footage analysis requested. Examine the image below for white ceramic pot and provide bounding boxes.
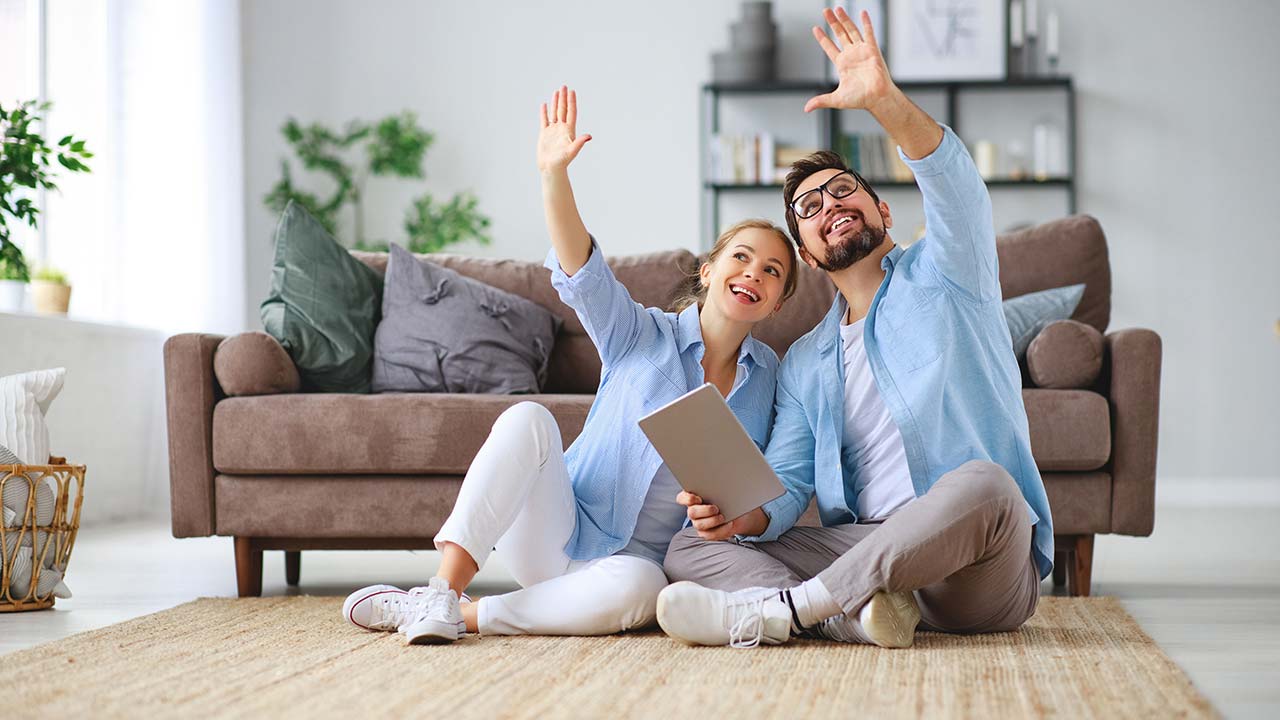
[0,279,26,312]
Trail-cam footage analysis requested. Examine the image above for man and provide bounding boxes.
[657,8,1053,649]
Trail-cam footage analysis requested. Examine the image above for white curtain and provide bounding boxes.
[41,0,245,334]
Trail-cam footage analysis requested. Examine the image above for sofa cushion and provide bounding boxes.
[1003,284,1085,357]
[1023,389,1111,471]
[214,332,301,397]
[214,474,463,538]
[261,202,383,393]
[997,215,1111,334]
[212,393,593,475]
[1027,319,1104,389]
[371,244,561,394]
[352,247,695,394]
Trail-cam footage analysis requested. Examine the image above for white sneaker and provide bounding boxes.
[656,581,792,648]
[400,577,466,645]
[343,584,415,632]
[815,591,920,648]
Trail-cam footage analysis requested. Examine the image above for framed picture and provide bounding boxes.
[886,0,1006,81]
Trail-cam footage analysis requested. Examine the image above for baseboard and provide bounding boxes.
[1156,476,1280,508]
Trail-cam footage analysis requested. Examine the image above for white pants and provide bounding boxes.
[434,402,669,636]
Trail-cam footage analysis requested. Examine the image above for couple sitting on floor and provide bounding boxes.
[342,8,1053,649]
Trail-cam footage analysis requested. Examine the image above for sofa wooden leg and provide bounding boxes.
[1067,534,1094,597]
[1052,550,1067,587]
[285,551,301,586]
[234,537,263,597]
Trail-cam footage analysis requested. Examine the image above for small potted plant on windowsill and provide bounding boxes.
[0,99,92,313]
[31,265,70,314]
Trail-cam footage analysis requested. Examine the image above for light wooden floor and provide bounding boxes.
[3,506,1277,719]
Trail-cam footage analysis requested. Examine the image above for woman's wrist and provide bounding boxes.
[540,165,570,184]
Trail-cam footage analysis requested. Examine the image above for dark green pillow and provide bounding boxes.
[260,201,383,393]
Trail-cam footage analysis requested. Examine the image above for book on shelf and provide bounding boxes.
[772,145,821,183]
[839,132,914,184]
[708,132,782,185]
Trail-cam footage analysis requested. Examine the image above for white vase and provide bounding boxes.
[0,279,26,312]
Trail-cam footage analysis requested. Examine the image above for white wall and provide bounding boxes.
[240,0,1280,488]
[0,313,169,526]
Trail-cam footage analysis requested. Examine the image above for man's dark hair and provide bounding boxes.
[781,151,880,248]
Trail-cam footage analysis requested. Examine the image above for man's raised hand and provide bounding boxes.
[537,85,592,174]
[804,7,895,114]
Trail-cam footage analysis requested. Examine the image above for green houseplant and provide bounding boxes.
[264,111,491,253]
[0,99,92,312]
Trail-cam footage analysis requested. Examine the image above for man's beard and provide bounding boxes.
[812,221,887,272]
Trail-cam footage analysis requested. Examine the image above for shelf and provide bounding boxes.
[706,177,1072,191]
[701,74,1077,245]
[897,76,1072,91]
[704,76,1072,95]
[704,81,831,95]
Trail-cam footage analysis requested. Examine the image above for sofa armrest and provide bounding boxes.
[1101,328,1162,536]
[164,333,226,537]
[214,331,301,396]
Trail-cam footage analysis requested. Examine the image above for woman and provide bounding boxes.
[342,86,799,642]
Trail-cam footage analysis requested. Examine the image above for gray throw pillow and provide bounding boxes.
[1002,284,1086,358]
[260,202,383,394]
[372,244,561,394]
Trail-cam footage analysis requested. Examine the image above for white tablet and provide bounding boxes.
[637,383,785,522]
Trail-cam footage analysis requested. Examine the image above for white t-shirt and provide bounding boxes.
[840,318,916,521]
[622,364,748,564]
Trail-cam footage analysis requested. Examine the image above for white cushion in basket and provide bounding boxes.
[0,368,65,465]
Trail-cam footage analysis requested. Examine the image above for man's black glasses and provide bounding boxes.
[790,171,861,219]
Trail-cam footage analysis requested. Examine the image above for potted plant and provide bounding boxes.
[0,99,92,312]
[31,265,70,314]
[264,111,491,253]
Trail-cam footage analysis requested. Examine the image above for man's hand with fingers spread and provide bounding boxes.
[677,491,769,541]
[804,7,895,114]
[537,85,591,175]
[806,7,943,159]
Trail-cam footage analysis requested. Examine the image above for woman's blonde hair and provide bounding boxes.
[672,219,799,313]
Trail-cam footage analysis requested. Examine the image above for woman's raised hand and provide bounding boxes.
[537,85,592,174]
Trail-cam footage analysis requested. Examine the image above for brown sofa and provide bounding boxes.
[164,215,1161,598]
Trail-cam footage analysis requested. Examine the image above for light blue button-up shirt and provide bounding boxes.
[544,239,780,562]
[749,127,1055,580]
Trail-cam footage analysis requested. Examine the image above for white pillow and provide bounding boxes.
[0,368,66,465]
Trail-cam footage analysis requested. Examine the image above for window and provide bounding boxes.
[2,1,245,333]
[1,0,43,264]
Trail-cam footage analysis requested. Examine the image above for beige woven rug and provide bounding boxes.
[6,596,1214,719]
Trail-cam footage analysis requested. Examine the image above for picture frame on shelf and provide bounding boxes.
[886,0,1007,81]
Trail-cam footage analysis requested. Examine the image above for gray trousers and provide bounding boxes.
[663,460,1041,634]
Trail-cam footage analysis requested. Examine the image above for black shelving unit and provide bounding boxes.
[701,76,1076,247]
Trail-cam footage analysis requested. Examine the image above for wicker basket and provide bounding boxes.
[0,457,86,612]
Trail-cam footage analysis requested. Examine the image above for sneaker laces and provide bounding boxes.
[726,595,770,649]
[400,585,454,629]
[368,592,429,630]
